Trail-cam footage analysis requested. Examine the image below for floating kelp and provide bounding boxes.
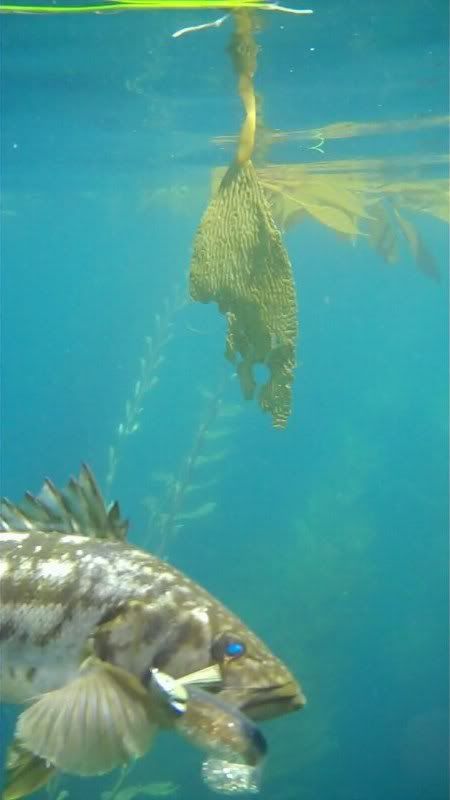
[379,178,449,224]
[255,166,376,237]
[189,10,300,429]
[0,1,312,16]
[210,160,449,280]
[190,160,298,429]
[367,203,441,282]
[212,114,450,148]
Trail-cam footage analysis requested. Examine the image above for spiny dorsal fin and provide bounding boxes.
[0,464,128,541]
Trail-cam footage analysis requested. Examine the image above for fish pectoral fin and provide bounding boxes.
[2,741,56,800]
[15,657,157,777]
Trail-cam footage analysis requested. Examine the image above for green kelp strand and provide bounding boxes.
[0,0,313,13]
[0,3,116,11]
[109,0,268,6]
[0,0,273,13]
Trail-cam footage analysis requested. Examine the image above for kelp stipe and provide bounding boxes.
[143,380,240,556]
[106,286,186,492]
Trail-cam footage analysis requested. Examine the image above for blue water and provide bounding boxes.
[1,1,449,799]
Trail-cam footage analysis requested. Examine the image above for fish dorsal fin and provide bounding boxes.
[0,464,128,541]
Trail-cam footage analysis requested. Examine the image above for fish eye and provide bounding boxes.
[212,633,246,662]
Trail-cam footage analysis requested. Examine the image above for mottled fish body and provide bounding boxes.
[1,530,261,703]
[0,466,305,798]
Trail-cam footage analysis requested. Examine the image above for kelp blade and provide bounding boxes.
[190,161,298,430]
[0,0,281,13]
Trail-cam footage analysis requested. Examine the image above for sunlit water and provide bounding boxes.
[1,1,449,799]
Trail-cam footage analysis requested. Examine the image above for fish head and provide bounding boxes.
[139,592,306,724]
[206,609,306,722]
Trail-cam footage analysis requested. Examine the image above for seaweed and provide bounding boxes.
[143,380,240,556]
[106,287,185,492]
[0,1,312,17]
[209,159,449,280]
[189,10,299,429]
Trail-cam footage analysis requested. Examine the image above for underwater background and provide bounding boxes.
[1,0,449,799]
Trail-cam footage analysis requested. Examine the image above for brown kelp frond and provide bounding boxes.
[392,208,440,282]
[377,179,450,224]
[189,10,298,429]
[367,197,442,281]
[208,162,448,280]
[257,167,376,237]
[191,161,297,428]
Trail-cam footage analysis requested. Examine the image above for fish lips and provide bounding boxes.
[224,680,306,722]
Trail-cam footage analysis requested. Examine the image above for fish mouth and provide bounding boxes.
[240,680,306,721]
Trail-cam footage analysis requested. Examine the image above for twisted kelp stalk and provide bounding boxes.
[106,286,185,493]
[189,9,306,429]
[143,380,240,556]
